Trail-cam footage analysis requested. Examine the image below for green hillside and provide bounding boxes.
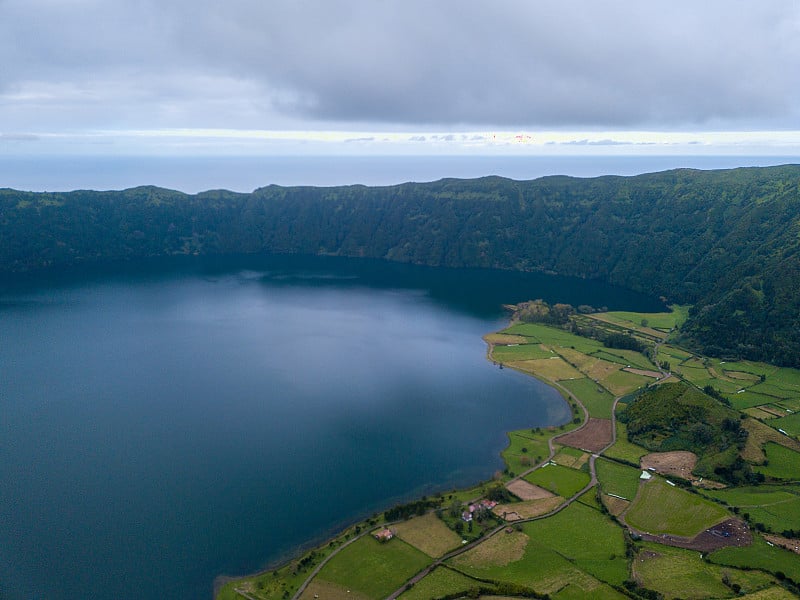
[3,165,800,365]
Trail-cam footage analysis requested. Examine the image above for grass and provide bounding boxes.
[523,502,629,586]
[594,348,657,370]
[599,306,690,331]
[633,541,775,599]
[503,322,604,355]
[559,377,615,418]
[772,412,800,437]
[449,529,623,598]
[603,421,648,464]
[625,477,730,537]
[600,369,651,396]
[525,462,591,498]
[502,430,550,475]
[511,357,584,381]
[730,391,783,410]
[595,458,642,500]
[316,535,431,599]
[552,445,590,469]
[742,418,800,464]
[491,343,554,362]
[561,377,614,419]
[392,512,463,558]
[709,535,800,582]
[754,443,800,481]
[398,565,482,600]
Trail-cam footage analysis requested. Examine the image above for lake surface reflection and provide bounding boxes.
[0,255,663,599]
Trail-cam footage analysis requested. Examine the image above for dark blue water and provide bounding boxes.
[0,255,663,599]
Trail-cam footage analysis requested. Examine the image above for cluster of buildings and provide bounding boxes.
[462,499,498,522]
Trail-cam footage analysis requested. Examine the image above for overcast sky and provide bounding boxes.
[1,1,800,157]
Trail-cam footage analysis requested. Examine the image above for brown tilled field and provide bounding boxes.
[640,451,697,480]
[557,418,613,452]
[506,479,554,501]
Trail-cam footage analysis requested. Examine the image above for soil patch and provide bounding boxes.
[760,405,790,418]
[483,333,529,346]
[623,367,663,378]
[633,518,751,552]
[763,534,800,555]
[493,496,564,520]
[557,418,613,453]
[641,451,697,480]
[602,494,631,517]
[506,479,555,501]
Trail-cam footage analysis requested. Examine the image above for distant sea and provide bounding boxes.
[1,155,797,194]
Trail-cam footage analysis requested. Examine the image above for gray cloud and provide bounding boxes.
[1,1,799,132]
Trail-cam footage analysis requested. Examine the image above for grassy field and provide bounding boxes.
[754,443,800,481]
[316,535,431,599]
[398,566,482,600]
[552,445,590,469]
[392,512,463,558]
[502,429,551,475]
[449,529,626,598]
[625,477,730,537]
[491,343,554,362]
[593,306,689,332]
[709,535,800,582]
[742,418,800,464]
[601,369,652,396]
[525,462,591,498]
[772,412,800,437]
[595,458,642,500]
[523,502,628,586]
[503,322,604,355]
[511,357,584,381]
[559,377,615,419]
[633,542,775,599]
[603,421,648,464]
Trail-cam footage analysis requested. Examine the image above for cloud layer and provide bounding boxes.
[1,1,799,134]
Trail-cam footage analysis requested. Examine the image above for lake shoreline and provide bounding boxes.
[213,313,576,598]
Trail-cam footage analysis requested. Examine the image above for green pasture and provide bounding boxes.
[593,348,656,370]
[316,535,431,599]
[710,535,800,582]
[577,487,603,510]
[398,565,482,600]
[559,377,615,419]
[747,382,795,399]
[502,430,550,475]
[449,529,624,598]
[634,541,774,599]
[601,369,652,396]
[625,477,729,537]
[730,390,780,410]
[594,306,689,331]
[754,443,800,481]
[595,458,641,500]
[603,422,648,464]
[552,583,628,600]
[772,412,800,437]
[491,343,553,362]
[523,502,628,586]
[701,485,798,508]
[503,323,603,354]
[525,462,591,498]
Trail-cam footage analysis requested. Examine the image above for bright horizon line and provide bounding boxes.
[3,128,800,157]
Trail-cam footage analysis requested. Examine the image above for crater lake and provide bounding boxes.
[0,255,665,599]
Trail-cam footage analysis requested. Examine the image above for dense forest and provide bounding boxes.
[2,165,800,366]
